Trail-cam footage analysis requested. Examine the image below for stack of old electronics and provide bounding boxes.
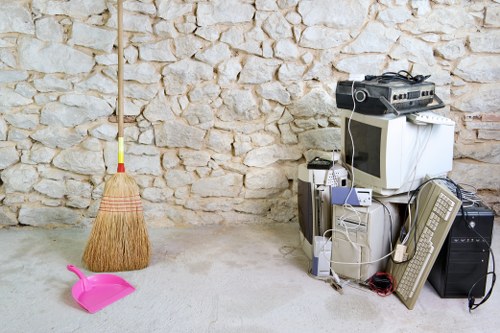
[297,71,495,310]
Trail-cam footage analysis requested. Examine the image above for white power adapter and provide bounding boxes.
[312,236,332,277]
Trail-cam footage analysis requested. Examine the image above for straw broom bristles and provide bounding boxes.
[82,172,150,272]
[82,0,150,272]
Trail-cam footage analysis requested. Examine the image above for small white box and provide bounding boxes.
[312,236,332,277]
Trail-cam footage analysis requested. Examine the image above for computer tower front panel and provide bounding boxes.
[428,204,494,298]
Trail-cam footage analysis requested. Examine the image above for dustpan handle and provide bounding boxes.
[67,265,90,291]
[117,0,125,173]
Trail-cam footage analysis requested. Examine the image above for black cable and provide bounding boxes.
[364,70,430,85]
[459,202,497,312]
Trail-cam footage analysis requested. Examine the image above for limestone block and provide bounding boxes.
[298,0,370,29]
[183,104,214,129]
[0,88,32,107]
[71,22,115,52]
[76,73,115,94]
[335,54,386,76]
[53,148,105,175]
[157,0,193,20]
[31,126,84,149]
[0,48,17,68]
[33,0,106,18]
[469,31,500,53]
[124,63,161,84]
[1,164,38,193]
[0,146,19,170]
[220,27,245,48]
[191,173,243,197]
[14,82,37,99]
[138,40,176,62]
[287,88,336,117]
[207,130,233,153]
[179,149,211,167]
[107,9,153,33]
[0,118,7,140]
[143,92,176,123]
[435,40,466,60]
[34,75,73,92]
[142,187,174,203]
[454,56,500,83]
[257,82,291,105]
[455,142,500,164]
[163,59,213,95]
[124,83,159,100]
[274,39,299,60]
[452,84,500,113]
[262,12,292,40]
[245,167,289,190]
[18,206,81,227]
[162,150,180,169]
[390,36,435,66]
[0,3,34,34]
[220,89,258,121]
[124,1,156,15]
[256,0,279,11]
[18,38,95,74]
[278,0,299,9]
[138,129,154,145]
[278,63,306,83]
[4,113,38,130]
[377,6,412,26]
[154,121,206,149]
[0,71,29,83]
[401,7,476,34]
[34,179,66,199]
[235,199,273,214]
[195,43,231,66]
[0,207,17,226]
[298,127,341,150]
[195,27,220,42]
[188,84,221,104]
[449,159,500,191]
[41,94,113,127]
[343,22,400,53]
[89,123,118,141]
[164,169,194,188]
[218,58,242,86]
[239,56,281,84]
[485,5,500,27]
[197,0,255,26]
[244,144,302,167]
[25,143,56,164]
[174,35,204,59]
[279,123,298,144]
[299,27,350,49]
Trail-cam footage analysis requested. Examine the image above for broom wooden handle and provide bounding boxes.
[117,0,125,173]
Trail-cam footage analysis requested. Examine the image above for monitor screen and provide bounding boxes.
[344,118,381,178]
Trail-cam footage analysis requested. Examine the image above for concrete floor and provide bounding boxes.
[0,222,499,333]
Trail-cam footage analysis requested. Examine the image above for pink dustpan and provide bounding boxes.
[67,265,135,313]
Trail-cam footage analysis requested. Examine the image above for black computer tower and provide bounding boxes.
[428,202,494,298]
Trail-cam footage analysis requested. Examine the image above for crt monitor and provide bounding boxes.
[340,109,454,196]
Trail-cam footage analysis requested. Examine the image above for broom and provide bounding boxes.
[82,0,150,272]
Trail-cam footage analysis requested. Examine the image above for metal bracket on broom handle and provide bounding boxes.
[117,0,125,173]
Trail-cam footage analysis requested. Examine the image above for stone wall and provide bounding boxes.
[0,0,499,228]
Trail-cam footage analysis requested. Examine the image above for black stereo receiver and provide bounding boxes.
[336,78,444,115]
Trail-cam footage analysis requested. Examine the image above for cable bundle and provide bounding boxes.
[368,272,395,296]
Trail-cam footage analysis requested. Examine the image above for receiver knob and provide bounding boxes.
[354,89,367,102]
